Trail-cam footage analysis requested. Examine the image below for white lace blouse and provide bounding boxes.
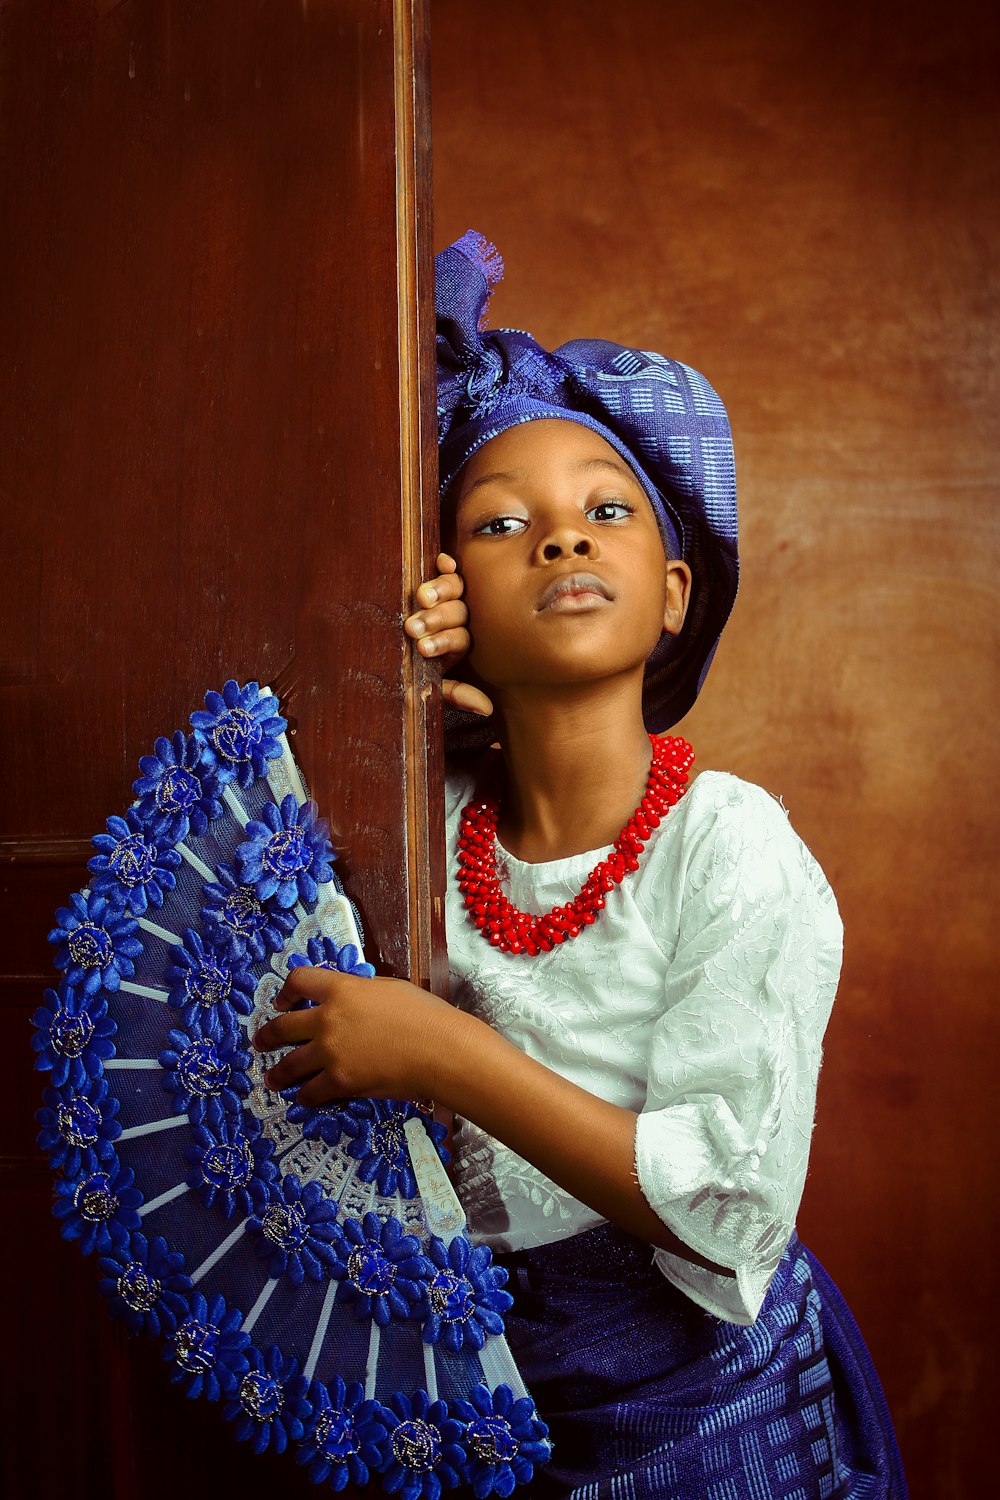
[444,767,843,1326]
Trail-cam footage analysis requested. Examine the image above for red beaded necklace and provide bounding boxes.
[457,733,694,957]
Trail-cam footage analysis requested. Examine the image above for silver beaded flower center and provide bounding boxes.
[221,886,266,936]
[73,1174,117,1221]
[174,1318,219,1373]
[212,708,262,764]
[109,834,155,887]
[58,1097,100,1147]
[262,827,308,878]
[347,1244,397,1297]
[201,1140,253,1190]
[155,767,199,813]
[261,1203,309,1253]
[369,1116,406,1166]
[184,961,232,1008]
[68,925,113,970]
[314,1407,360,1462]
[428,1269,475,1324]
[117,1264,162,1314]
[177,1039,229,1097]
[467,1414,520,1463]
[391,1418,440,1471]
[239,1372,285,1422]
[49,1010,94,1058]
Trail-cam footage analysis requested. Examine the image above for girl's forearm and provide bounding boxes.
[432,1007,733,1277]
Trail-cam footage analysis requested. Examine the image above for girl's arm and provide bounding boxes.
[252,968,733,1276]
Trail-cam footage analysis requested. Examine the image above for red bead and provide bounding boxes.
[457,732,693,957]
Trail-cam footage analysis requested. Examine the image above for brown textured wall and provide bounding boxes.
[431,1,998,1492]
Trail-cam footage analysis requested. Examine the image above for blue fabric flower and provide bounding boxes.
[132,731,223,843]
[422,1236,513,1355]
[165,928,255,1036]
[35,1078,121,1178]
[339,1100,449,1199]
[236,794,335,909]
[97,1225,192,1337]
[452,1385,550,1498]
[288,934,376,980]
[87,807,181,917]
[329,1213,430,1327]
[52,1159,143,1255]
[223,1344,312,1456]
[200,862,296,963]
[247,1173,340,1286]
[296,1375,388,1489]
[159,1023,252,1130]
[379,1388,466,1500]
[48,890,142,996]
[164,1290,250,1401]
[31,983,116,1089]
[190,680,286,790]
[184,1116,278,1218]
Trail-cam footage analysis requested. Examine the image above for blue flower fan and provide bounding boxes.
[35,681,550,1497]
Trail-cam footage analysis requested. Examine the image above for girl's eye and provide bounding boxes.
[587,500,635,522]
[474,515,528,537]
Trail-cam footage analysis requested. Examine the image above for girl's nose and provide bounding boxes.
[538,527,596,563]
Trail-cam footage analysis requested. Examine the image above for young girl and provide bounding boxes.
[253,232,908,1497]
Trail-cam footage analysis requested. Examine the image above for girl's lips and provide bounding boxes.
[536,573,614,612]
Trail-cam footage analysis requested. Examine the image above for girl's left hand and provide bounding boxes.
[251,968,456,1108]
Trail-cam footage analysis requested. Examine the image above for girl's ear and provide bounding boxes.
[663,559,692,637]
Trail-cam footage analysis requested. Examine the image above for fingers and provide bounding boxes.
[442,678,494,717]
[408,558,465,616]
[263,1039,323,1093]
[252,1005,316,1054]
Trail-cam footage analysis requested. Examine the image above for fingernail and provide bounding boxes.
[425,587,438,604]
[409,617,426,637]
[421,637,438,655]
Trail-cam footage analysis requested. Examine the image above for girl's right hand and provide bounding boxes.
[404,553,494,717]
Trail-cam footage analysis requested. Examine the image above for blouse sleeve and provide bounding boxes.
[633,775,843,1324]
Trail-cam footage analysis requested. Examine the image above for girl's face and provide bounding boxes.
[448,419,690,703]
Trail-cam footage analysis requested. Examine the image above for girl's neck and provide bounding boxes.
[490,682,654,863]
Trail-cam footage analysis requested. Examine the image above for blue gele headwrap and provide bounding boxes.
[436,230,740,746]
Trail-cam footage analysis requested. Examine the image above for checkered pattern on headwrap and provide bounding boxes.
[436,231,739,745]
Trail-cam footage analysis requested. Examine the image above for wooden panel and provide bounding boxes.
[431,1,998,1494]
[0,1,439,1496]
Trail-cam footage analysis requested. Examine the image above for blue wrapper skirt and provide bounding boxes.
[494,1224,908,1499]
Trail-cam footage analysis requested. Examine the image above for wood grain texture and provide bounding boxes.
[431,1,998,1492]
[1,2,438,1497]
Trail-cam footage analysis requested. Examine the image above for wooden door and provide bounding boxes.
[0,2,441,1495]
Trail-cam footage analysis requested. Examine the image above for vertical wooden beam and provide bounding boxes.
[393,0,447,997]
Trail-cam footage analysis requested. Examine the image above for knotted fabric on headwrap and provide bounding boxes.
[436,230,739,746]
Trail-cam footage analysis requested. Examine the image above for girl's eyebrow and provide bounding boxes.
[462,468,524,497]
[571,456,637,484]
[462,455,637,500]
